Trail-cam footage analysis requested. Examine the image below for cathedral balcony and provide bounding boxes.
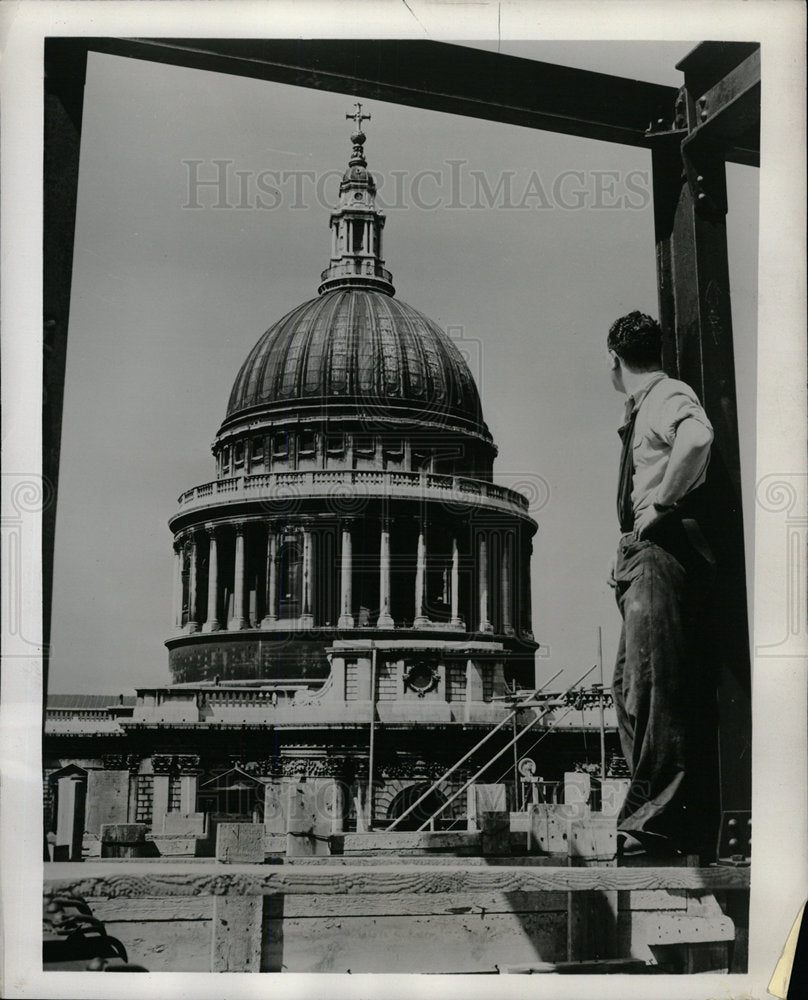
[173,469,533,524]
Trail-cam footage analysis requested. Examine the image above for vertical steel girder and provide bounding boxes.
[650,42,759,816]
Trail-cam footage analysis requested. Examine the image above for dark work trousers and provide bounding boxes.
[612,522,718,856]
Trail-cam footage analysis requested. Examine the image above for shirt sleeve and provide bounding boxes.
[651,385,713,446]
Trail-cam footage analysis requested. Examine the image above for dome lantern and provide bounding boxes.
[318,103,395,296]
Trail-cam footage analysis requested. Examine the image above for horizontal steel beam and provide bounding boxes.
[47,36,684,151]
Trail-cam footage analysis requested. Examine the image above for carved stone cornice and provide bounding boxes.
[102,753,141,774]
[151,754,177,775]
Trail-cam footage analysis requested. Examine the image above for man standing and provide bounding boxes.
[606,311,718,859]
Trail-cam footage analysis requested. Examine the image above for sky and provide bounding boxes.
[48,40,759,694]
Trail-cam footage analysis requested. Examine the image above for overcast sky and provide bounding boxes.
[48,40,759,694]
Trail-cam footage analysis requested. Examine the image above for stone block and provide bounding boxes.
[85,770,130,835]
[285,781,332,857]
[599,778,630,818]
[563,772,591,818]
[568,816,617,861]
[100,823,148,843]
[480,810,510,855]
[215,823,265,863]
[152,836,201,857]
[100,823,150,859]
[262,784,287,834]
[163,812,206,836]
[530,804,572,854]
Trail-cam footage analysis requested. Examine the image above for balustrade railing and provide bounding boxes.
[176,469,530,513]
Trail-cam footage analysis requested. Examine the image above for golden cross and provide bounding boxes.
[346,102,371,131]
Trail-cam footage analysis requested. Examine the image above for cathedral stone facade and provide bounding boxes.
[45,111,548,847]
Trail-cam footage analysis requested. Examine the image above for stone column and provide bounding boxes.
[300,528,314,628]
[261,526,278,627]
[338,522,354,628]
[186,532,200,633]
[450,535,463,628]
[377,519,394,628]
[229,524,248,630]
[501,532,513,635]
[203,527,221,632]
[178,756,201,814]
[54,774,87,861]
[478,531,493,633]
[414,522,430,627]
[172,540,183,631]
[151,775,170,833]
[523,538,535,640]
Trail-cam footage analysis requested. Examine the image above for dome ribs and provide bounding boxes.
[326,290,352,396]
[377,293,403,401]
[355,291,377,399]
[219,289,491,442]
[301,293,339,397]
[255,302,308,407]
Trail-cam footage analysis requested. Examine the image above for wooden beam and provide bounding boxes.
[44,861,751,897]
[211,896,263,971]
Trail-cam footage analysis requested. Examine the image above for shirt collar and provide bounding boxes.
[626,370,667,414]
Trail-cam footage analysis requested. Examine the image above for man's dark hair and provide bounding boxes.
[607,311,663,370]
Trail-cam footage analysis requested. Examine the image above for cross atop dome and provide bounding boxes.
[346,102,371,167]
[346,102,371,131]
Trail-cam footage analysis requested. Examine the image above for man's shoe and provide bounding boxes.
[618,831,683,859]
[616,832,646,857]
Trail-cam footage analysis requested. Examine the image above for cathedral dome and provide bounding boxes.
[222,288,489,436]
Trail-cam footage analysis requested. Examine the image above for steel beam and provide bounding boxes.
[686,47,761,147]
[650,42,755,823]
[49,37,678,150]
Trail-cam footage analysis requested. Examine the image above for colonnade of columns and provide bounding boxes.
[173,519,526,637]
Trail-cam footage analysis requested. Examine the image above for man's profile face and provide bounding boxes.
[608,349,625,394]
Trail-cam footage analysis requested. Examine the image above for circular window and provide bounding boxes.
[404,661,439,697]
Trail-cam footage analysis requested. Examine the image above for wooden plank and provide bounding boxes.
[282,855,568,867]
[281,891,568,918]
[211,896,263,972]
[623,889,688,911]
[629,911,734,945]
[567,889,618,962]
[92,897,213,921]
[45,861,751,898]
[267,910,568,974]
